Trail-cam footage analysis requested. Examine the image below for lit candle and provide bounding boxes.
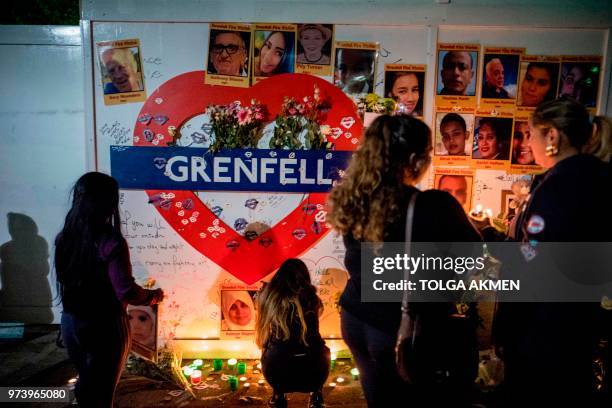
[256,362,262,370]
[229,376,238,391]
[239,376,247,382]
[336,377,345,384]
[258,379,266,386]
[350,368,359,380]
[330,353,337,369]
[237,362,247,375]
[213,359,223,371]
[191,370,202,385]
[228,358,237,371]
[182,366,194,378]
[193,359,203,367]
[243,382,250,388]
[329,382,337,388]
[68,378,78,385]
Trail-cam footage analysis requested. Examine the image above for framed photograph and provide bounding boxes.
[434,172,474,212]
[333,41,378,97]
[296,24,334,76]
[252,24,297,84]
[127,304,158,361]
[220,289,256,339]
[205,24,252,88]
[384,64,426,117]
[516,56,560,108]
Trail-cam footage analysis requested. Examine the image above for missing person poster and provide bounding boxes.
[97,38,146,106]
[333,41,379,97]
[433,107,475,167]
[384,64,426,118]
[435,43,480,109]
[251,23,297,85]
[480,47,524,109]
[295,24,334,76]
[205,23,252,88]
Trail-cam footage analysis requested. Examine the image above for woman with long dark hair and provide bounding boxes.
[256,258,329,408]
[328,115,481,407]
[56,172,163,407]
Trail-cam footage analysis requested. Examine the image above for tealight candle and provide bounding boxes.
[256,362,262,370]
[258,379,266,386]
[329,382,337,387]
[191,370,202,385]
[336,377,345,384]
[193,359,203,367]
[330,353,337,369]
[228,376,238,391]
[350,368,359,380]
[213,359,223,371]
[228,358,237,370]
[182,366,194,377]
[243,382,250,388]
[237,362,247,375]
[68,378,78,385]
[239,376,247,382]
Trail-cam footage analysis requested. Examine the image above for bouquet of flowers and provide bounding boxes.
[269,85,333,150]
[356,93,396,114]
[206,100,267,152]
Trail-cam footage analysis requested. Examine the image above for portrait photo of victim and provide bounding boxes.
[296,24,333,66]
[481,54,520,99]
[385,71,424,117]
[435,112,473,156]
[207,29,250,77]
[127,305,157,356]
[472,117,513,161]
[512,121,536,165]
[99,46,144,95]
[437,50,477,96]
[558,62,600,108]
[334,47,376,96]
[252,30,296,77]
[220,290,256,332]
[517,62,560,107]
[435,174,473,211]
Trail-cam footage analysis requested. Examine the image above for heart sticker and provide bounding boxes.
[132,72,363,284]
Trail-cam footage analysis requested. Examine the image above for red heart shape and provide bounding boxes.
[133,72,361,284]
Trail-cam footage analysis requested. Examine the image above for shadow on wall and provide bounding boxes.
[0,213,53,323]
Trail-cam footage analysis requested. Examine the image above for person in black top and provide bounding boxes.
[56,172,164,407]
[256,258,330,408]
[489,97,611,407]
[328,115,482,407]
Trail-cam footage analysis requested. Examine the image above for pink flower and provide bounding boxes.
[237,109,251,125]
[288,107,298,116]
[254,112,264,120]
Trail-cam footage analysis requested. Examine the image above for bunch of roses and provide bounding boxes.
[207,99,267,152]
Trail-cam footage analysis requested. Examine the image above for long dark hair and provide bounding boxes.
[260,31,295,75]
[328,115,432,242]
[255,258,321,347]
[55,172,121,300]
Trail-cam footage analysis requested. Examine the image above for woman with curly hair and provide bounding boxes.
[328,115,481,407]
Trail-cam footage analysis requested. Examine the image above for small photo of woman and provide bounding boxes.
[512,121,536,165]
[127,305,157,350]
[221,290,256,331]
[558,62,600,108]
[472,117,513,161]
[252,31,296,78]
[296,24,333,66]
[384,71,424,117]
[517,61,560,107]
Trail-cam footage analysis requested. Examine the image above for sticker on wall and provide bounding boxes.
[384,64,426,118]
[480,47,524,109]
[435,43,480,109]
[251,23,297,85]
[205,23,252,88]
[433,167,475,212]
[295,24,335,77]
[433,107,475,167]
[558,55,602,112]
[333,41,379,98]
[515,55,561,114]
[471,109,513,170]
[96,38,147,106]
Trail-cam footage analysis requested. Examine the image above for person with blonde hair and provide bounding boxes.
[583,115,612,163]
[256,258,329,408]
[101,48,143,94]
[328,115,481,407]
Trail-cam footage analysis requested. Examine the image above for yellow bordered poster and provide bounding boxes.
[433,167,475,212]
[515,55,561,115]
[384,64,426,118]
[97,38,147,106]
[432,106,475,167]
[295,24,334,76]
[480,47,525,110]
[435,43,480,109]
[251,23,297,85]
[333,41,379,97]
[471,109,514,170]
[508,111,544,175]
[206,23,252,88]
[559,55,603,113]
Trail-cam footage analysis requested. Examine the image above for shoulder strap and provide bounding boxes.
[401,191,419,314]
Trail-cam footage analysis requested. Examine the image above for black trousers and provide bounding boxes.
[262,343,330,394]
[61,312,131,408]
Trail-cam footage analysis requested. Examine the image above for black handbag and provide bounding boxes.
[395,192,479,385]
